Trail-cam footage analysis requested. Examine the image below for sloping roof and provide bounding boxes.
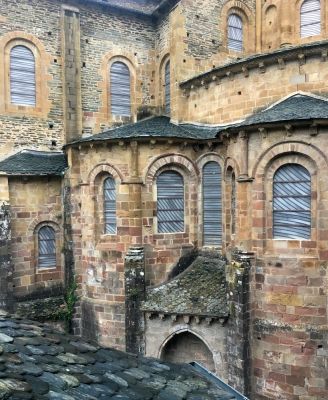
[0,314,238,399]
[72,116,219,144]
[0,150,68,176]
[142,252,229,317]
[233,93,328,129]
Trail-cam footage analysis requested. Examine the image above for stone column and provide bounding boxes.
[280,0,293,47]
[226,251,253,397]
[237,130,249,181]
[0,177,13,313]
[125,246,146,355]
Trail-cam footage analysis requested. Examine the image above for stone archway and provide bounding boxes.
[160,331,215,372]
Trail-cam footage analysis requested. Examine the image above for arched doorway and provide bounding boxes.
[161,331,215,372]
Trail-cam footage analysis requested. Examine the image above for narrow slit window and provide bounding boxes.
[273,164,311,240]
[110,61,131,116]
[203,162,222,246]
[301,0,321,38]
[231,172,236,235]
[164,60,170,115]
[228,14,243,52]
[38,226,56,269]
[157,171,184,233]
[104,177,117,234]
[10,45,36,106]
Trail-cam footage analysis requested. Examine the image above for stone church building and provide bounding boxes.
[0,0,327,398]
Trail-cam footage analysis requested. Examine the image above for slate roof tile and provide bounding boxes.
[0,314,239,399]
[0,150,67,176]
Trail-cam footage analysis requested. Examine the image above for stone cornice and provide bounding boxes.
[180,40,328,91]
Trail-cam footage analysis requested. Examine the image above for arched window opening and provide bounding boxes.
[164,60,170,115]
[228,13,243,51]
[203,162,222,246]
[161,332,215,372]
[157,171,184,233]
[273,164,311,239]
[110,61,131,116]
[301,0,321,37]
[10,45,36,106]
[104,177,117,234]
[231,171,236,235]
[38,226,56,269]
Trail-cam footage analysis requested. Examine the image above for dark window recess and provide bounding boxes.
[231,171,236,235]
[38,226,56,269]
[165,60,170,115]
[202,162,222,246]
[300,0,321,38]
[110,61,131,116]
[273,164,311,240]
[157,171,184,233]
[104,177,117,234]
[227,14,243,52]
[10,45,36,106]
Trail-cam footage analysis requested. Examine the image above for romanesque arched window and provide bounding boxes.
[273,164,311,239]
[203,162,222,246]
[164,60,170,115]
[157,171,184,233]
[10,45,36,106]
[110,61,131,116]
[38,226,56,269]
[300,0,321,38]
[104,176,117,234]
[228,13,243,51]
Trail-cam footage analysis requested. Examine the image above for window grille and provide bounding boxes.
[228,14,243,52]
[38,226,56,269]
[301,0,321,38]
[165,60,170,115]
[104,177,117,234]
[273,164,311,239]
[110,61,131,116]
[157,171,184,233]
[10,45,36,106]
[203,162,222,246]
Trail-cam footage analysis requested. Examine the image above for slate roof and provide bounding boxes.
[142,252,229,317]
[0,313,238,400]
[72,116,219,144]
[230,93,328,130]
[0,150,68,176]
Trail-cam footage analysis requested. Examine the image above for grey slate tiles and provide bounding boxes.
[0,313,237,399]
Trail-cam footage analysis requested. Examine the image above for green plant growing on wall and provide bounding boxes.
[60,278,79,333]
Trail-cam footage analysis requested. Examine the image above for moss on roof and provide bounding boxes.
[142,251,229,317]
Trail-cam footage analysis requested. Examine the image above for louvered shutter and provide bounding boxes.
[157,171,184,233]
[104,177,117,234]
[301,0,321,38]
[203,162,222,246]
[10,45,36,106]
[38,226,56,269]
[165,60,170,115]
[273,164,311,239]
[228,14,243,52]
[110,61,131,116]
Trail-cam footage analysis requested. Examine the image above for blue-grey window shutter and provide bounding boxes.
[165,60,170,115]
[110,61,131,116]
[157,171,184,233]
[10,45,36,106]
[228,14,243,52]
[300,0,321,37]
[203,162,222,246]
[38,226,56,268]
[104,177,117,234]
[273,164,311,239]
